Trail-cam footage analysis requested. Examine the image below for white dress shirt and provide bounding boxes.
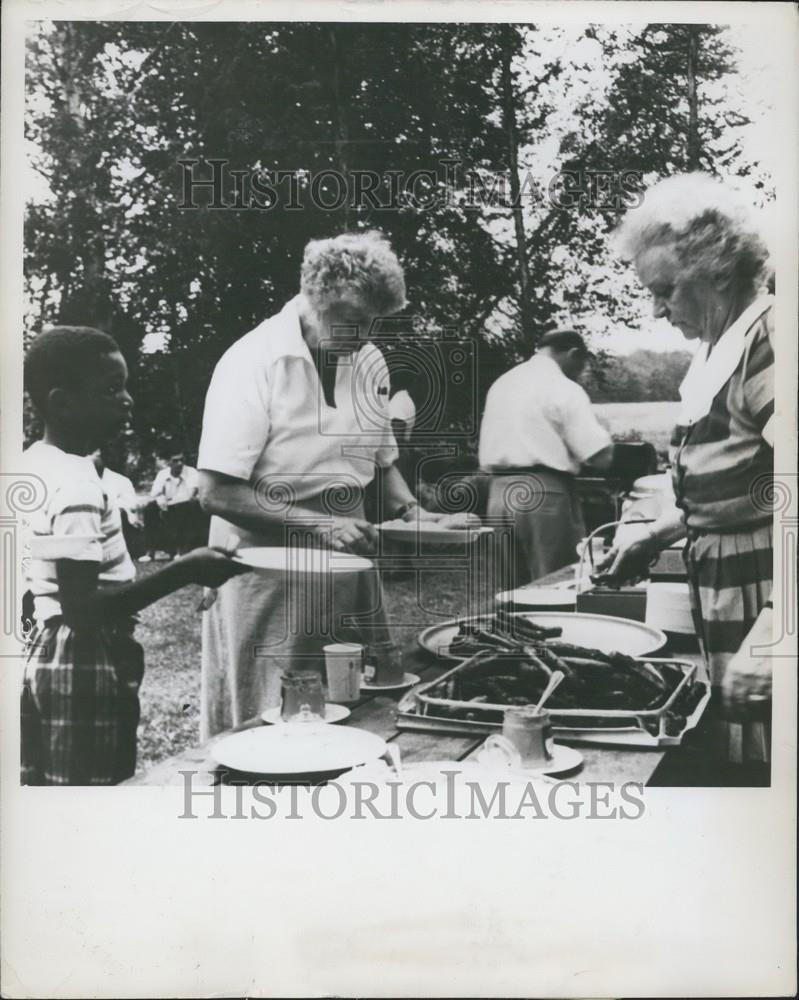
[479,353,611,475]
[150,465,199,505]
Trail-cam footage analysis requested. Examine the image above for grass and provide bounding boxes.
[134,561,474,774]
[135,568,206,771]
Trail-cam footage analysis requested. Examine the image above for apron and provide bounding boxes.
[200,496,391,739]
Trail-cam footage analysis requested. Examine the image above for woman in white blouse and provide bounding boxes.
[197,231,448,736]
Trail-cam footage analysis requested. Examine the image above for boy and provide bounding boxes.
[21,326,247,785]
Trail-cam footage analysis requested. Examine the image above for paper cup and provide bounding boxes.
[323,643,363,703]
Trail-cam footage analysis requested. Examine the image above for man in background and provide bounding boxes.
[479,328,614,587]
[141,453,202,561]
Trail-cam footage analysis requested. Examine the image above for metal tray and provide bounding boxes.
[397,651,710,748]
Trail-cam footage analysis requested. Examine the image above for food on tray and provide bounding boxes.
[424,612,707,721]
[434,652,669,712]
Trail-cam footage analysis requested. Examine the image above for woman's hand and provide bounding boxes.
[414,507,442,522]
[399,505,481,528]
[594,532,659,587]
[435,511,482,529]
[176,546,250,587]
[721,650,772,720]
[721,608,773,720]
[314,517,377,555]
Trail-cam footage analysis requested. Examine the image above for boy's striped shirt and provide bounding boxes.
[21,441,136,625]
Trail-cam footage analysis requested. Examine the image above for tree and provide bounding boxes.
[597,23,741,177]
[23,20,766,473]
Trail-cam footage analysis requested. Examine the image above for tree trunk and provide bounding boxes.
[499,26,535,353]
[328,25,351,232]
[56,22,112,328]
[686,27,701,170]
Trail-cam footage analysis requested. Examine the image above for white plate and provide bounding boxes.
[360,672,420,693]
[418,611,667,660]
[631,473,673,494]
[495,587,576,609]
[234,547,373,574]
[377,521,492,545]
[260,704,351,725]
[476,737,584,777]
[529,743,584,778]
[210,723,386,776]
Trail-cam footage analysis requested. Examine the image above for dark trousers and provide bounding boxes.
[143,499,206,556]
[120,510,146,560]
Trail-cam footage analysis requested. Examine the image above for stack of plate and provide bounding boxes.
[494,587,576,613]
[645,582,694,635]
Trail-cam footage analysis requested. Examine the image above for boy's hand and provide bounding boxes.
[177,546,249,587]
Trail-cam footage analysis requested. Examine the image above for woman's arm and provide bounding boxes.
[199,470,377,553]
[379,464,418,519]
[595,506,687,585]
[378,464,480,526]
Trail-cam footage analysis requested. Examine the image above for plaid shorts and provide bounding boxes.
[21,620,145,786]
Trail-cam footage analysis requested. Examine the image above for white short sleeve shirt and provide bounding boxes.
[478,354,611,475]
[198,296,398,502]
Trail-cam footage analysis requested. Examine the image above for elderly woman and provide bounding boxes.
[598,173,774,766]
[197,231,453,737]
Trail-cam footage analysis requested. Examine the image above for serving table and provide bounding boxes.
[124,564,706,788]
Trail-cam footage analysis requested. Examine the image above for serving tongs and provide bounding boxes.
[575,518,657,591]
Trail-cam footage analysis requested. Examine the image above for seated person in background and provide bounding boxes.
[142,453,201,561]
[91,449,145,559]
[479,328,614,587]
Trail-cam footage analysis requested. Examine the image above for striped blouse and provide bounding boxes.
[670,304,774,532]
[22,441,136,625]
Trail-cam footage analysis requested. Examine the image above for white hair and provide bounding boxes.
[614,173,770,291]
[300,230,406,315]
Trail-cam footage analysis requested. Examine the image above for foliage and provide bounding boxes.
[584,348,692,402]
[23,20,762,478]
